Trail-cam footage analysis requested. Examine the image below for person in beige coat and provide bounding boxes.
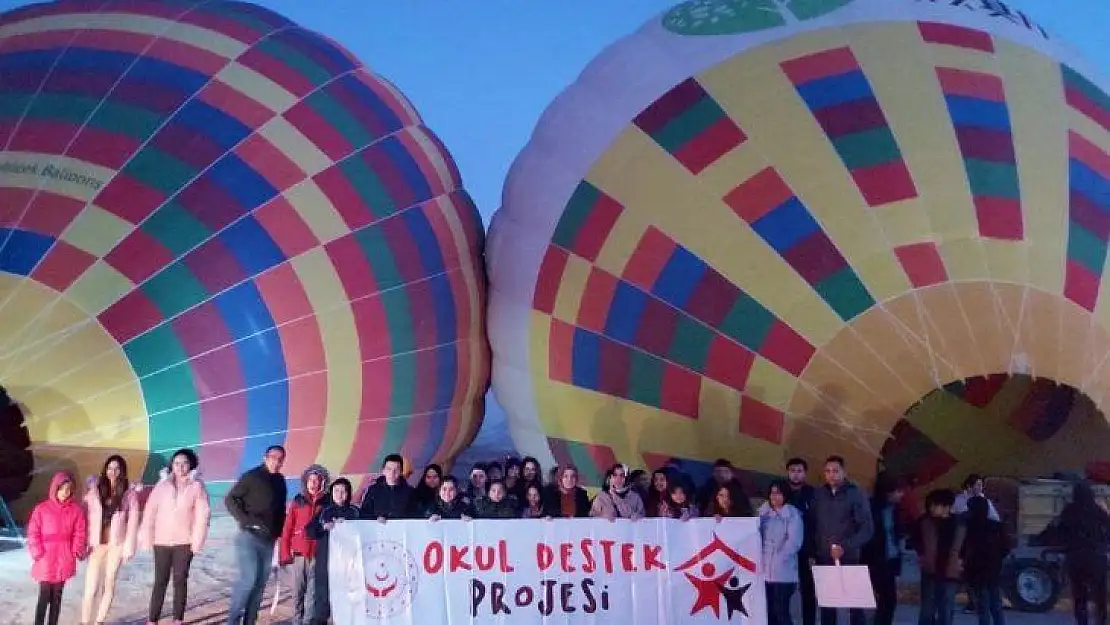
[589,464,645,521]
[81,454,141,625]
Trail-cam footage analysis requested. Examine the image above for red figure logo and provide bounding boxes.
[673,533,757,620]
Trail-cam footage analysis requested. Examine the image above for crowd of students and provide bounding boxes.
[19,445,1110,625]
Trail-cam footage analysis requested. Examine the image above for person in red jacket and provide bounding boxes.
[27,471,87,625]
[279,464,329,625]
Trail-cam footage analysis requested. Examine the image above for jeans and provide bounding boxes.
[976,583,1005,625]
[227,530,275,625]
[870,557,900,625]
[766,582,795,625]
[289,555,316,625]
[918,573,958,625]
[149,544,193,622]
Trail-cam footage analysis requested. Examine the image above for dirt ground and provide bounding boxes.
[0,514,1073,624]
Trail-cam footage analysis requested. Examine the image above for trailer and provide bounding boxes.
[990,478,1110,613]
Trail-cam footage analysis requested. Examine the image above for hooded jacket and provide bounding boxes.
[84,475,142,559]
[279,464,329,564]
[139,467,211,554]
[27,472,87,583]
[759,502,805,583]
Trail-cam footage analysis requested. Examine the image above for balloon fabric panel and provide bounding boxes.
[489,0,1110,492]
[0,0,488,508]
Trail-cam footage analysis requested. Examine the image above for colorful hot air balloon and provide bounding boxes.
[488,0,1110,492]
[0,0,488,513]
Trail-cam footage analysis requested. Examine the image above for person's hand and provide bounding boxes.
[462,515,473,522]
[542,516,553,522]
[809,558,816,567]
[830,544,844,561]
[377,516,387,524]
[323,521,336,531]
[714,515,723,523]
[681,516,691,522]
[429,515,441,522]
[607,516,616,523]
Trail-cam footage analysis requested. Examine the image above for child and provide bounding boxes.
[307,477,361,625]
[910,489,966,625]
[279,464,329,625]
[27,471,88,625]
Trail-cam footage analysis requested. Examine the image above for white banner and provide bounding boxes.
[328,518,767,625]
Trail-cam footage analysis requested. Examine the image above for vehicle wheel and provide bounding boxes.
[1003,558,1061,613]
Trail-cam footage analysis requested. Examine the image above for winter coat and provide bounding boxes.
[225,464,288,540]
[911,515,967,582]
[279,464,329,564]
[27,472,87,583]
[84,476,141,559]
[307,502,361,622]
[759,502,805,583]
[474,496,520,519]
[590,489,646,520]
[425,497,473,520]
[541,485,591,518]
[809,481,874,564]
[962,519,1010,586]
[139,468,211,553]
[360,477,414,520]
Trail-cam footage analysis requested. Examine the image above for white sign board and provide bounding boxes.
[328,518,767,624]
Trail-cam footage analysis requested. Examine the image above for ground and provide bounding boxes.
[0,514,1070,624]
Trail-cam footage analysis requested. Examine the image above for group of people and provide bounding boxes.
[19,444,1110,625]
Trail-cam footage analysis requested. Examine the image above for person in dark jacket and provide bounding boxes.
[409,464,443,517]
[542,465,591,518]
[426,476,474,520]
[225,445,288,625]
[306,478,360,625]
[278,464,329,625]
[1049,480,1110,625]
[863,472,906,625]
[809,455,873,625]
[962,496,1009,625]
[697,459,755,516]
[360,454,413,521]
[786,457,818,625]
[909,489,966,625]
[474,480,519,518]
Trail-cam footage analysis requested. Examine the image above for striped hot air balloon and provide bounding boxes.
[0,0,489,512]
[487,0,1110,493]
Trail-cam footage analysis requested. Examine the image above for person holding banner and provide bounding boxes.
[425,476,474,521]
[278,464,330,625]
[306,477,361,625]
[542,465,590,519]
[668,484,699,520]
[590,464,645,521]
[360,454,414,521]
[810,455,873,625]
[520,484,548,519]
[760,480,804,625]
[474,481,520,518]
[409,464,443,517]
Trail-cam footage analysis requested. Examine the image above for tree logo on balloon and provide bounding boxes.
[663,0,857,36]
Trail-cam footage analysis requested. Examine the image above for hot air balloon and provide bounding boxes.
[0,0,489,515]
[488,0,1110,493]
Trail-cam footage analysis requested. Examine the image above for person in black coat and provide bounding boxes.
[863,472,906,625]
[359,454,413,521]
[962,496,1009,625]
[306,478,360,625]
[541,465,591,518]
[1047,480,1110,625]
[225,445,288,625]
[786,457,817,625]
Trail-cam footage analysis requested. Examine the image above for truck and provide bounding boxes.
[987,477,1110,613]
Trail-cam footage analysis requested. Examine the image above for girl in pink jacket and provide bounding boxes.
[81,454,141,625]
[27,471,87,625]
[138,448,210,625]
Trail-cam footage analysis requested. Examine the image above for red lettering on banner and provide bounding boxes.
[598,540,616,573]
[621,543,637,572]
[560,543,576,572]
[424,541,443,574]
[450,545,472,571]
[499,540,515,572]
[644,544,665,571]
[537,542,554,571]
[582,539,597,573]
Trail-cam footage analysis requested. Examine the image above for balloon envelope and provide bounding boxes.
[0,0,489,506]
[489,0,1110,490]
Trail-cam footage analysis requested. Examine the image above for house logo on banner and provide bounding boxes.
[361,541,419,618]
[674,533,758,620]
